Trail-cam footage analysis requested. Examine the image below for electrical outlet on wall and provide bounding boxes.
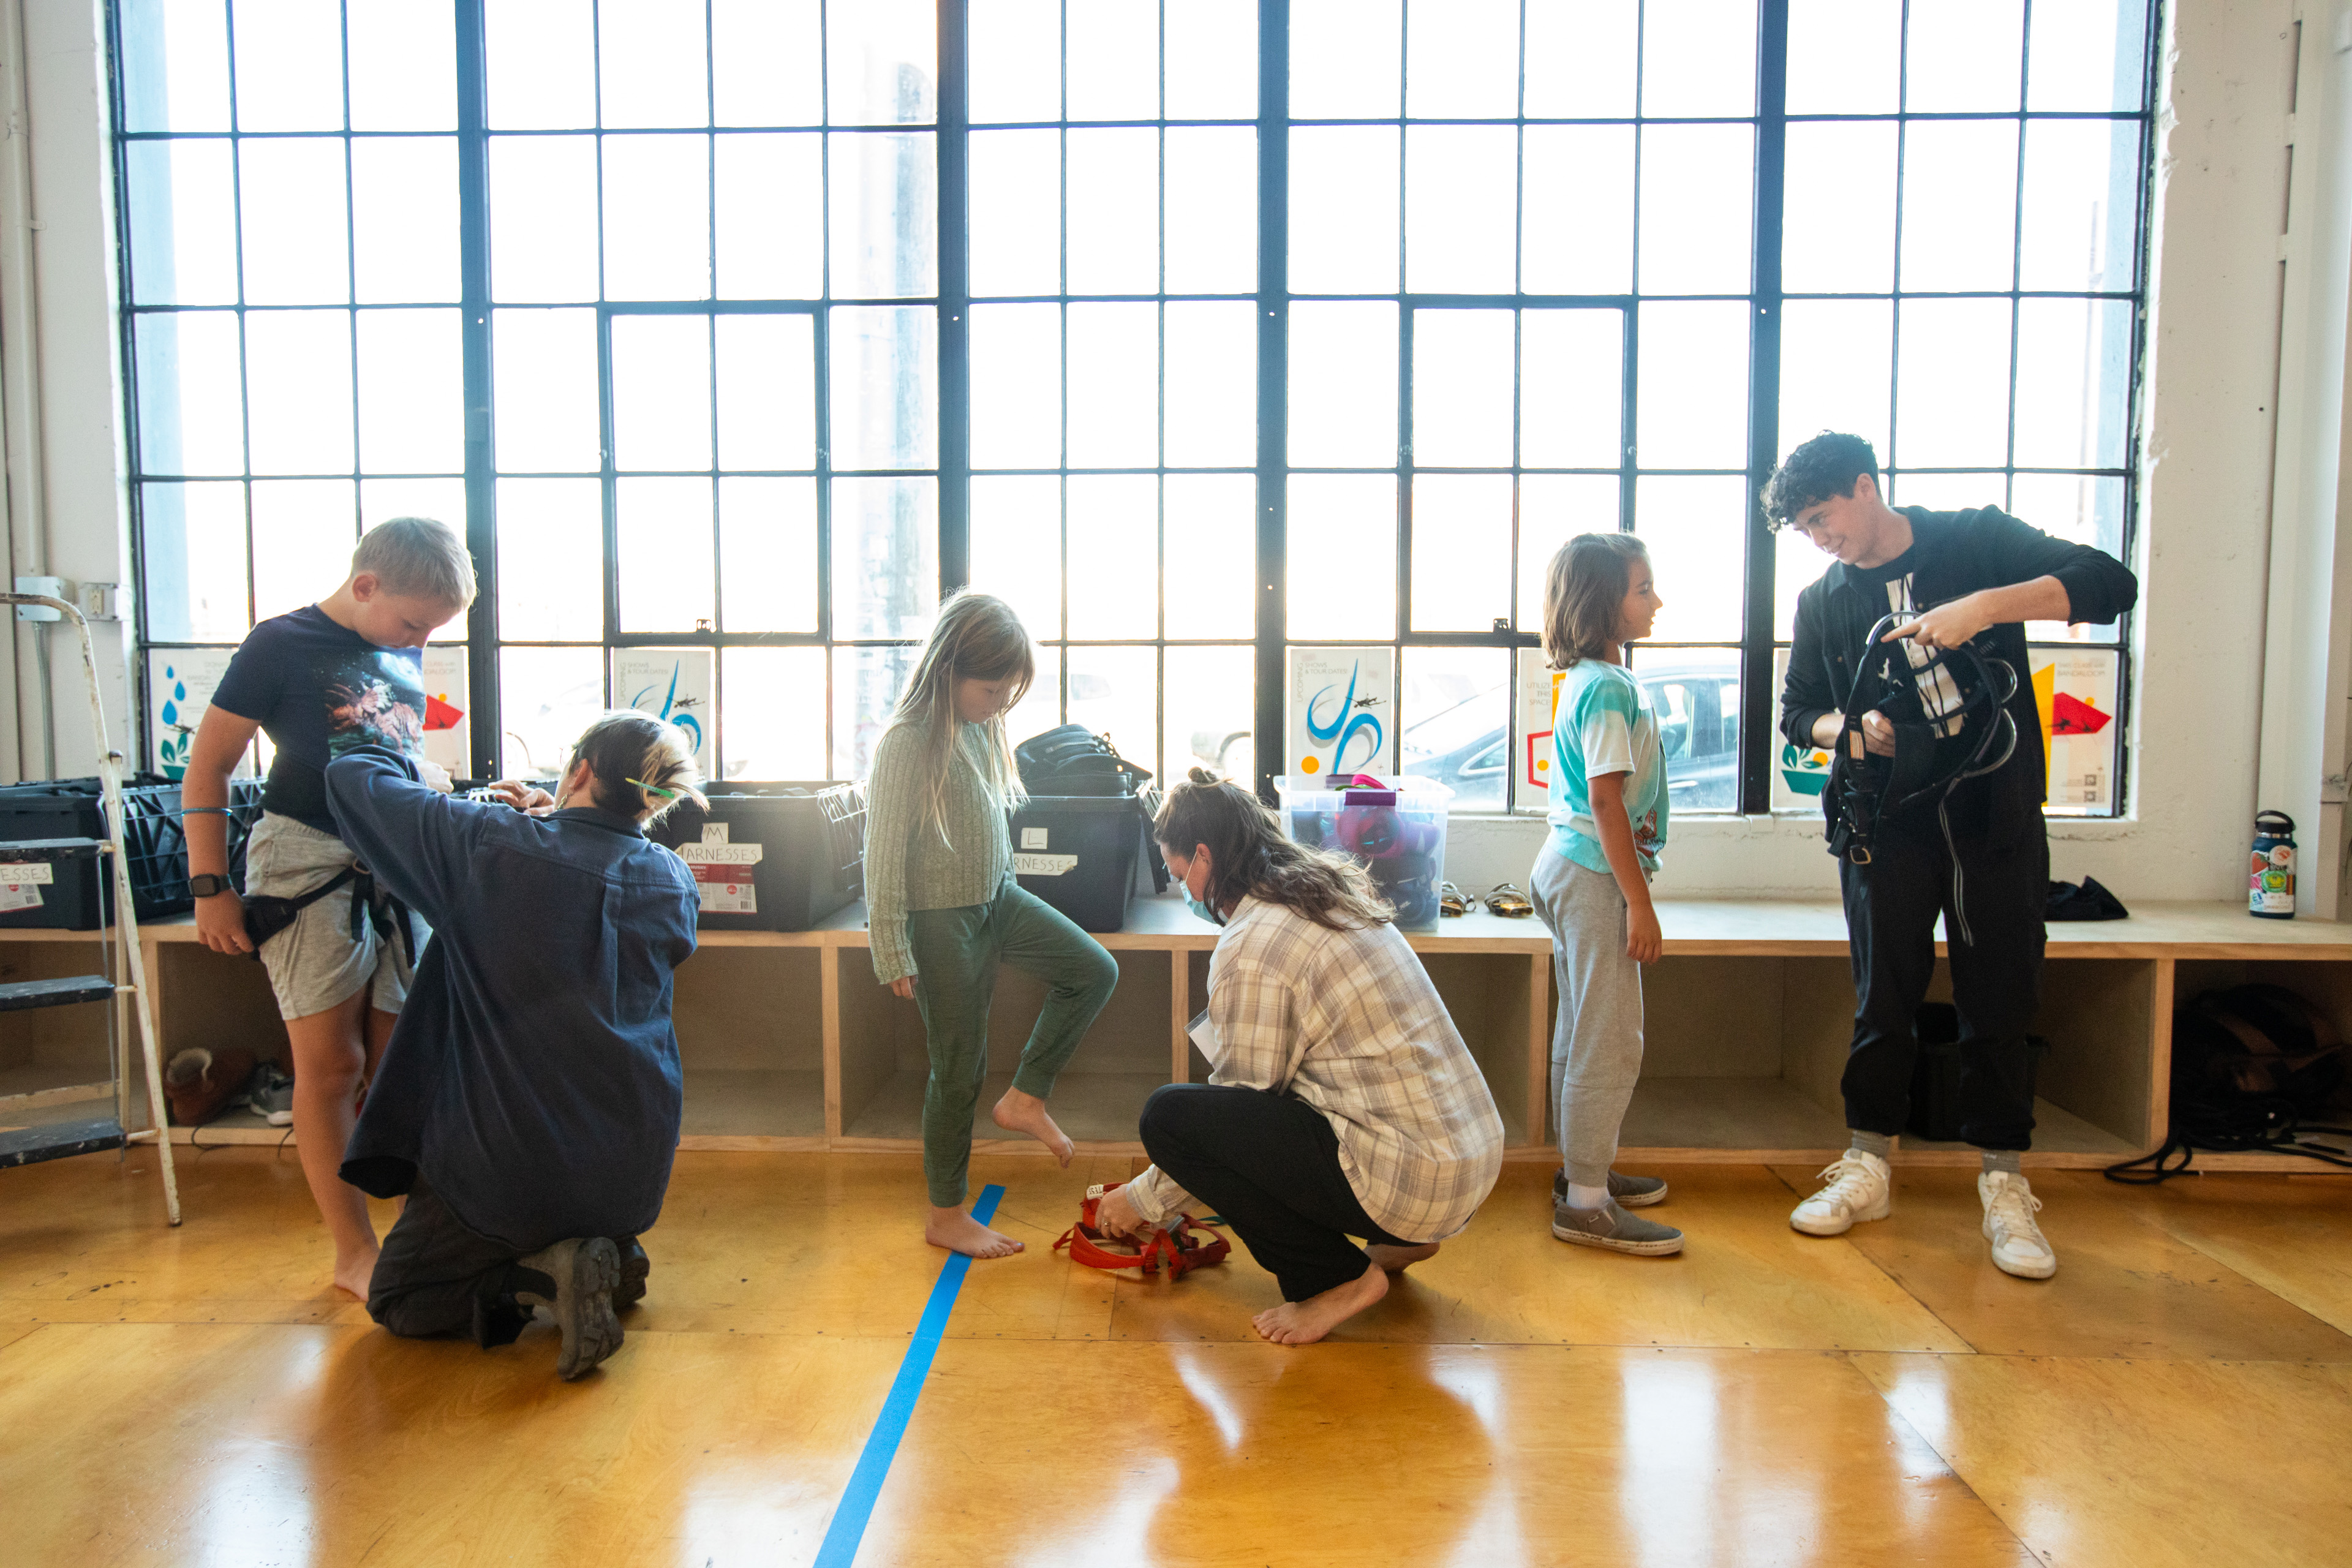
[77,582,127,621]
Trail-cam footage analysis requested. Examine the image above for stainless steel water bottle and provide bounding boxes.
[2250,810,2296,919]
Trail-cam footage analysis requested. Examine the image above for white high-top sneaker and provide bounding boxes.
[1789,1149,1892,1236]
[1979,1170,2057,1279]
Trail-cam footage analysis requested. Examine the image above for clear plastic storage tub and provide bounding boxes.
[1274,775,1453,930]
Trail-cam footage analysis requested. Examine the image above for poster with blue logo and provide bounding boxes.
[615,649,714,775]
[1284,647,1395,783]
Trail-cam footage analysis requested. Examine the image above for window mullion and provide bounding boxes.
[454,0,501,777]
[1253,0,1289,804]
[1741,0,1790,815]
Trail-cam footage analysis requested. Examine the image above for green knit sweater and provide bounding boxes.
[864,720,1012,984]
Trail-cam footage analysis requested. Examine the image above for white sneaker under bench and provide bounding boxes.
[1980,1170,2058,1280]
[1790,1150,1892,1236]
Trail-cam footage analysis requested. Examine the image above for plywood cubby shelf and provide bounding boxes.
[9,896,2352,1173]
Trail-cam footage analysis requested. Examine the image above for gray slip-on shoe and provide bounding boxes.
[1552,1198,1685,1256]
[515,1237,624,1380]
[1553,1167,1670,1208]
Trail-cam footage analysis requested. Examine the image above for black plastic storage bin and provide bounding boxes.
[1907,1001,2050,1142]
[0,837,107,930]
[1009,795,1150,933]
[0,775,192,922]
[647,783,865,931]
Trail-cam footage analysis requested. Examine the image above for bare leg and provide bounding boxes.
[286,989,378,1297]
[1253,1261,1390,1346]
[990,1086,1075,1166]
[1366,1241,1441,1274]
[925,1203,1025,1259]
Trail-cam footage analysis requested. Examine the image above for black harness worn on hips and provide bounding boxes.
[241,862,419,967]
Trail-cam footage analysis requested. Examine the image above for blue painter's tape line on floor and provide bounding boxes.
[813,1182,1006,1568]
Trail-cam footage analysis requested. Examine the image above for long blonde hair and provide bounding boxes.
[888,590,1038,848]
[1541,532,1648,669]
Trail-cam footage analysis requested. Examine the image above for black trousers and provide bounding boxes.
[1838,809,2047,1150]
[1137,1083,1410,1303]
[367,1179,544,1348]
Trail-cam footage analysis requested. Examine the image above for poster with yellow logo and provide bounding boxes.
[1514,647,1564,812]
[1284,648,1395,782]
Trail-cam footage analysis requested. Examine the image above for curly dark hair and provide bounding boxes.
[1761,431,1880,529]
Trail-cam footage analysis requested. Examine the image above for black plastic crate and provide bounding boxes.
[1907,1002,2051,1142]
[0,775,192,921]
[1009,795,1151,933]
[647,782,865,932]
[224,778,267,892]
[0,838,107,930]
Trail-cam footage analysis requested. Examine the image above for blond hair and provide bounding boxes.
[887,590,1037,849]
[354,516,477,609]
[566,710,707,826]
[1540,532,1648,669]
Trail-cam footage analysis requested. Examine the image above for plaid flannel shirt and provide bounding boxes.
[1127,895,1506,1244]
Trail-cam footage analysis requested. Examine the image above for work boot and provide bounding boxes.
[613,1235,650,1309]
[514,1237,624,1380]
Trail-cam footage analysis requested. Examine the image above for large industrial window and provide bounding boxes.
[113,0,2152,815]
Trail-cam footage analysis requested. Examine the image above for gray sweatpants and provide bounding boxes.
[1530,849,1645,1191]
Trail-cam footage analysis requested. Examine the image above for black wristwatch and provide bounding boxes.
[188,874,233,899]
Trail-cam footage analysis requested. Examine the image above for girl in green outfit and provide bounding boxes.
[865,591,1120,1259]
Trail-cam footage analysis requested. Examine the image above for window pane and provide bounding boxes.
[714,134,825,299]
[1164,127,1256,295]
[1782,121,1896,295]
[246,310,355,475]
[1413,309,1513,469]
[1775,524,1831,640]
[1405,126,1517,295]
[1894,298,2012,469]
[1523,0,1637,119]
[119,0,233,133]
[1068,645,1158,778]
[1899,121,2019,293]
[971,473,1063,638]
[2028,0,2149,112]
[2011,472,2126,609]
[826,0,938,126]
[1635,647,1741,812]
[1291,0,1401,119]
[1164,474,1256,640]
[970,129,1061,296]
[1785,0,1900,114]
[1905,0,2024,112]
[361,477,467,536]
[492,308,601,472]
[1289,127,1400,295]
[829,305,939,469]
[612,315,714,472]
[1635,475,1746,642]
[1638,124,1754,296]
[970,302,1061,469]
[356,308,464,475]
[1517,475,1622,628]
[1067,129,1159,295]
[716,314,817,471]
[1401,647,1508,812]
[496,478,604,640]
[238,138,349,305]
[1521,309,1623,470]
[352,138,462,303]
[599,0,709,128]
[135,312,244,476]
[1635,301,1748,470]
[232,0,344,131]
[968,0,1060,123]
[617,477,716,631]
[1067,474,1159,640]
[1289,301,1398,469]
[1411,474,1512,632]
[1067,1,1159,122]
[1779,298,1892,462]
[1166,645,1254,783]
[486,0,597,130]
[1004,644,1061,750]
[346,0,458,131]
[1641,0,1757,118]
[829,132,939,298]
[835,643,924,778]
[141,481,249,641]
[832,477,939,638]
[1406,0,1518,118]
[1165,0,1258,120]
[1522,126,1634,296]
[489,137,601,303]
[125,141,238,304]
[500,646,606,777]
[1164,301,1255,467]
[250,479,357,622]
[2013,298,2132,470]
[721,646,828,780]
[2020,119,2141,293]
[1888,470,2005,513]
[604,134,714,301]
[718,477,818,633]
[1287,474,1397,641]
[1066,303,1158,467]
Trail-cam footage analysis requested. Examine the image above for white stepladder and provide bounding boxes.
[0,590,181,1224]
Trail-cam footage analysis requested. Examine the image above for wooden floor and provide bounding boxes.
[2,1148,2348,1566]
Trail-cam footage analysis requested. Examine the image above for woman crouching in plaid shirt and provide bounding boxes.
[1090,768,1506,1346]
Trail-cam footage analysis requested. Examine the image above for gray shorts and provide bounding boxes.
[246,812,428,1022]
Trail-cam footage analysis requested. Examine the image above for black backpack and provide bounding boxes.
[1014,724,1153,797]
[2108,983,2352,1182]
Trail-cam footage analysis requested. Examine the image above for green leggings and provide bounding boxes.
[907,880,1119,1207]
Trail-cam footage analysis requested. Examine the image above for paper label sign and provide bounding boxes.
[0,883,41,913]
[0,863,56,884]
[690,862,756,913]
[679,842,764,865]
[1013,853,1079,877]
[703,823,729,844]
[1020,827,1050,850]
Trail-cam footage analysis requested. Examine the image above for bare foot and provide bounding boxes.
[1252,1261,1389,1346]
[1366,1241,1441,1274]
[333,1245,380,1300]
[991,1087,1075,1166]
[926,1205,1025,1259]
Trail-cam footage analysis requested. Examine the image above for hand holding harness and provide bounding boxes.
[1054,1182,1231,1279]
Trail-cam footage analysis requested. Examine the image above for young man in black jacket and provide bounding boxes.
[1768,432,2138,1280]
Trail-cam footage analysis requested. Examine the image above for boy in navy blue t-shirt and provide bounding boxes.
[184,516,477,1299]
